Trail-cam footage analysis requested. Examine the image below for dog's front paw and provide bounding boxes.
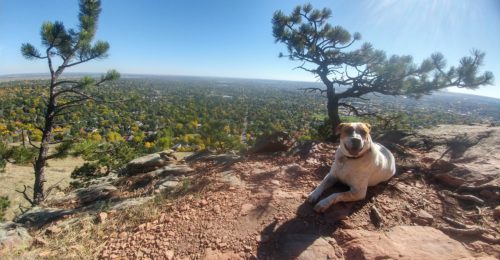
[313,198,332,213]
[307,190,321,204]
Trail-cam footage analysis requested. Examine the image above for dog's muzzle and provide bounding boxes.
[351,138,362,150]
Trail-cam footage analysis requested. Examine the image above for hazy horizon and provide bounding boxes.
[2,71,500,101]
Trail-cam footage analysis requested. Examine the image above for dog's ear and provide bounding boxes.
[336,123,347,135]
[364,123,372,132]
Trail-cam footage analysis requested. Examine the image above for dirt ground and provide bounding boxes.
[4,125,499,259]
[96,137,500,259]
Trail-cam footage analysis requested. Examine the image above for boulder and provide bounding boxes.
[251,132,295,154]
[185,151,240,164]
[156,176,180,192]
[15,207,74,228]
[0,221,32,253]
[216,170,245,187]
[336,225,472,259]
[124,150,176,175]
[63,183,119,206]
[148,165,194,177]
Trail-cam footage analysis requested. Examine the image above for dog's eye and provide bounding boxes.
[359,130,367,136]
[345,128,354,135]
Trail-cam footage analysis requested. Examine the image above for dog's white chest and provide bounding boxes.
[333,156,373,186]
[332,142,395,188]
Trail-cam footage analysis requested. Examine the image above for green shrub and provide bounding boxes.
[311,118,335,141]
[9,146,37,165]
[72,140,142,172]
[0,196,10,221]
[70,162,102,189]
[71,162,100,179]
[0,142,8,172]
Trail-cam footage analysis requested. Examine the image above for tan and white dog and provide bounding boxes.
[307,122,396,212]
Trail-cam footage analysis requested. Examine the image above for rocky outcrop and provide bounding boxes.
[185,151,240,165]
[148,165,194,177]
[378,125,500,202]
[276,234,342,260]
[11,125,498,259]
[336,226,472,259]
[58,183,119,207]
[110,196,155,211]
[124,150,177,175]
[0,221,32,253]
[15,207,74,228]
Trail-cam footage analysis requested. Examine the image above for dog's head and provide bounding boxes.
[336,122,372,157]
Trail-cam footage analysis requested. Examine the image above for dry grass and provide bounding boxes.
[0,156,84,220]
[4,195,170,259]
[1,152,204,259]
[11,177,215,259]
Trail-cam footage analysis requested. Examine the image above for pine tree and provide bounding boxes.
[20,0,119,205]
[272,4,494,135]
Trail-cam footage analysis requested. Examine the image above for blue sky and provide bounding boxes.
[1,0,499,98]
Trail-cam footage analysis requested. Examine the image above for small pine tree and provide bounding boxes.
[20,0,119,205]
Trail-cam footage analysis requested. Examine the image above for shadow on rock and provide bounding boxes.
[256,181,391,259]
[15,207,75,229]
[256,202,340,259]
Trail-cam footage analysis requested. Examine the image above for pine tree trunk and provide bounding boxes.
[33,140,48,205]
[32,94,55,205]
[325,79,341,140]
[327,96,341,135]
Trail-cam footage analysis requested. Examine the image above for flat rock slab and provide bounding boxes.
[62,183,118,206]
[125,150,176,175]
[336,225,472,259]
[149,165,194,177]
[110,196,155,211]
[15,207,75,228]
[275,234,342,260]
[0,221,32,253]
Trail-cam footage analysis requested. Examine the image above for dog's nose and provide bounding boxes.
[351,138,362,149]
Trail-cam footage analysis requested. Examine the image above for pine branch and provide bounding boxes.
[339,102,376,117]
[53,80,80,88]
[299,87,327,94]
[54,97,93,114]
[27,134,41,149]
[45,178,65,199]
[15,185,34,206]
[21,43,46,59]
[294,62,318,74]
